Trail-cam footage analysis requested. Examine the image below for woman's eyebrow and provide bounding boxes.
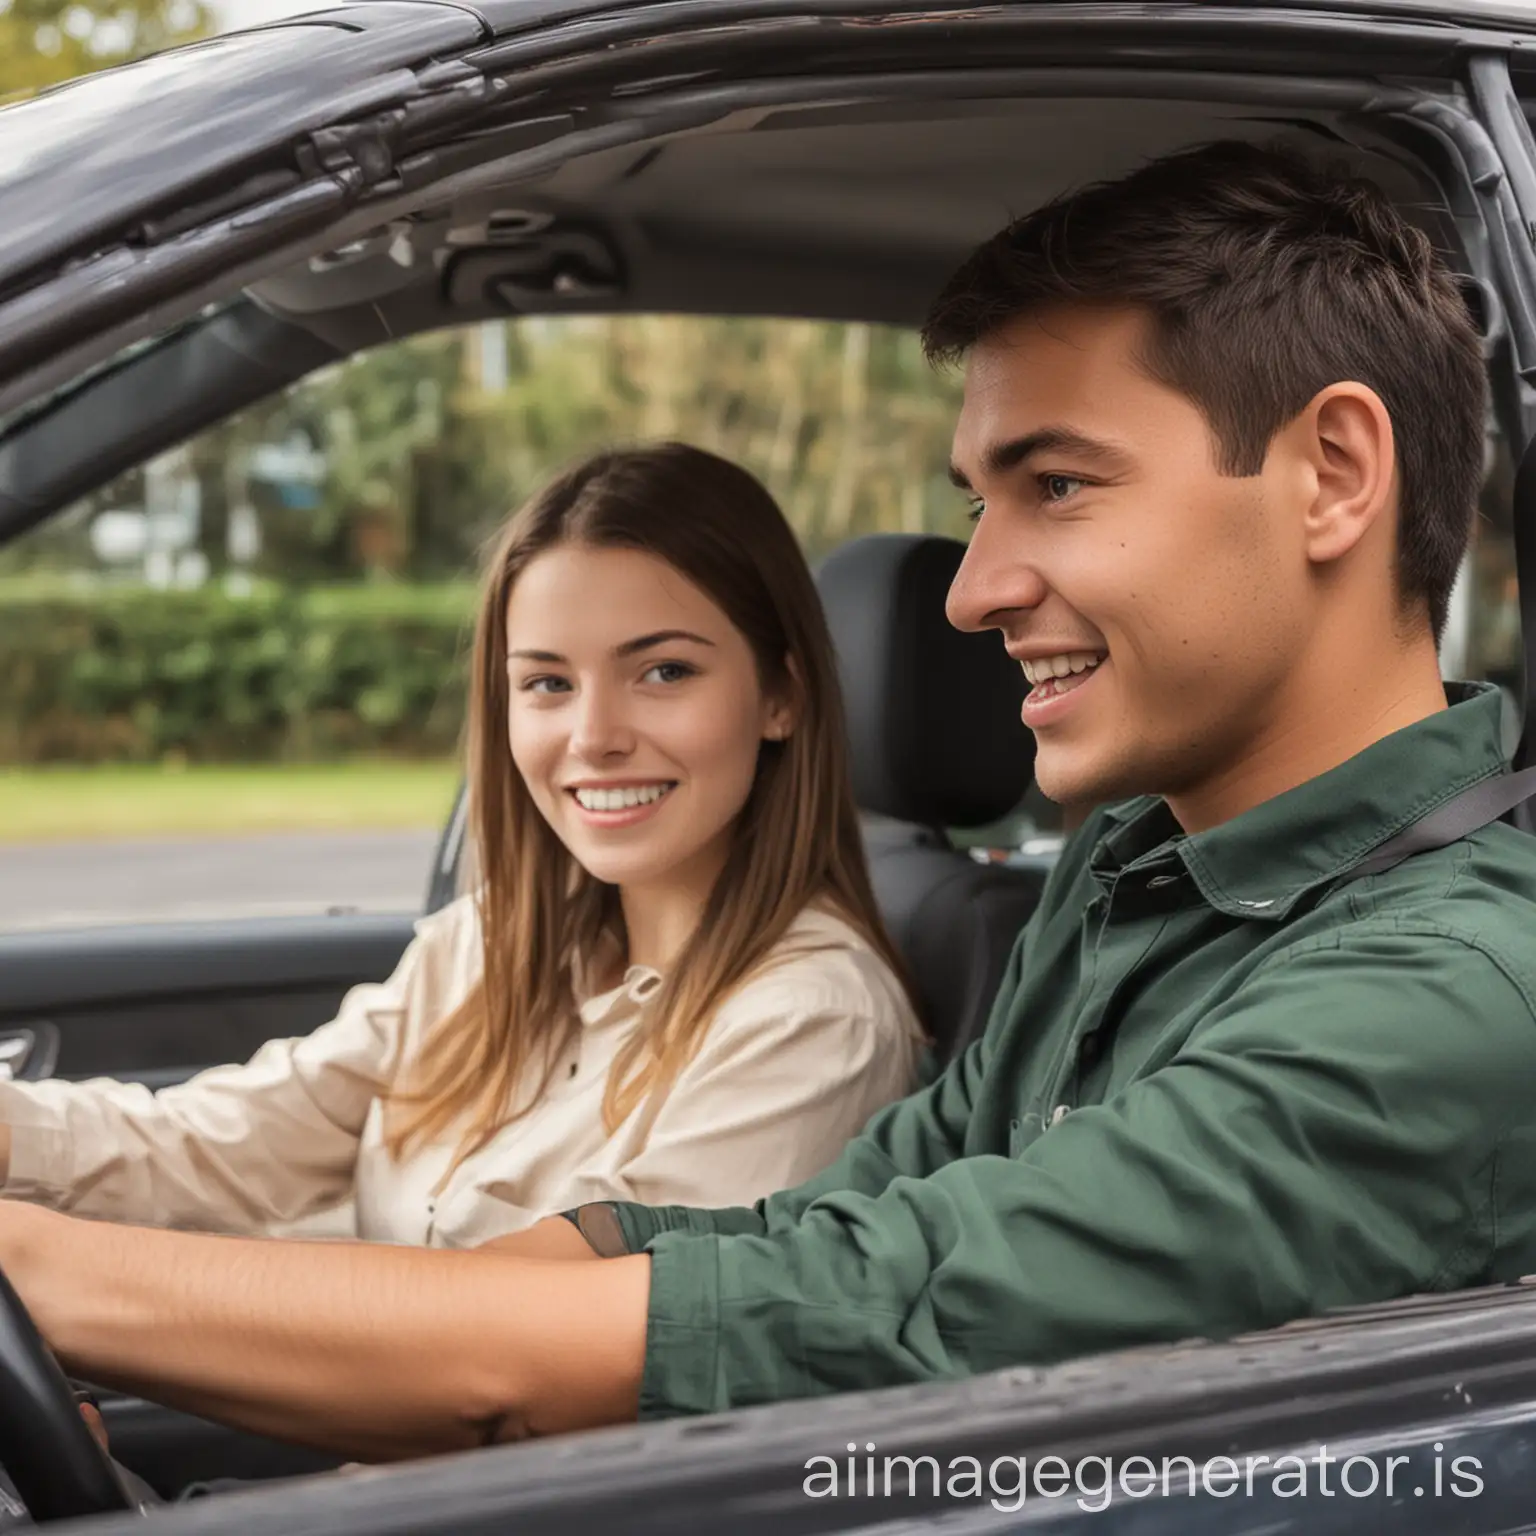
[507,630,716,664]
[615,629,716,657]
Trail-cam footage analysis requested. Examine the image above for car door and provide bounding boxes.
[0,5,513,1087]
[0,536,466,1498]
[0,906,436,1096]
[0,9,500,1495]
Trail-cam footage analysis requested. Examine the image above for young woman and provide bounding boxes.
[0,443,925,1248]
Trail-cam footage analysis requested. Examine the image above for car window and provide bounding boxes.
[0,316,973,934]
[7,313,1517,934]
[1455,428,1524,755]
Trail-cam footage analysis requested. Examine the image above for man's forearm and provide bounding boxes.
[4,1205,649,1463]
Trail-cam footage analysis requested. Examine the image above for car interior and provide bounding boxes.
[3,19,1535,1523]
[33,527,1049,1503]
[0,89,1499,509]
[813,534,1038,1060]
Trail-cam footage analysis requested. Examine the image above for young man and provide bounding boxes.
[8,139,1536,1463]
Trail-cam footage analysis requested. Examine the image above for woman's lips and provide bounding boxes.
[566,783,677,829]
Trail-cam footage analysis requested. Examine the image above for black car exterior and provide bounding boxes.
[4,2,1536,1532]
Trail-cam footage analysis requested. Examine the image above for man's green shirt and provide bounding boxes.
[585,682,1536,1419]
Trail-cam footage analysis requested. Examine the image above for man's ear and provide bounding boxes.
[1296,382,1396,568]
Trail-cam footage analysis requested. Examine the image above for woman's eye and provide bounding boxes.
[643,661,696,685]
[1041,473,1086,503]
[520,675,571,695]
[966,497,986,523]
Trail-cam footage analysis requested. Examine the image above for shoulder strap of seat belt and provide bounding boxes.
[1324,424,1536,885]
[1335,762,1536,886]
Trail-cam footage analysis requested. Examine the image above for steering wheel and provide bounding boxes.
[0,1261,138,1522]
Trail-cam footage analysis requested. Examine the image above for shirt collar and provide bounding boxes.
[571,929,663,1027]
[1090,681,1510,921]
[578,964,663,1026]
[568,900,863,1026]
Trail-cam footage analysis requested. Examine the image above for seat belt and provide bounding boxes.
[1326,423,1536,886]
[1335,763,1536,886]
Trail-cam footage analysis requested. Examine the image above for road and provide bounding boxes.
[0,829,440,932]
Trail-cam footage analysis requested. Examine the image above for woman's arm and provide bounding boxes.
[2,1201,648,1462]
[0,900,477,1233]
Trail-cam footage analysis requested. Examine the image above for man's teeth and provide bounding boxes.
[1021,652,1104,687]
[574,784,673,812]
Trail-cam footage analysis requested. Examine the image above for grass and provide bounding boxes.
[0,762,461,842]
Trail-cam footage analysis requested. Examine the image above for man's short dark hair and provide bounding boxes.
[922,140,1488,640]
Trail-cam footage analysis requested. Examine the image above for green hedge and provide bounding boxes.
[0,580,477,764]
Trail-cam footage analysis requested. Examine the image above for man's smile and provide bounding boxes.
[1010,649,1108,726]
[1016,650,1105,690]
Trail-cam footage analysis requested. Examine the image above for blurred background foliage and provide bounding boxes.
[6,321,968,585]
[1,319,969,762]
[0,579,471,764]
[0,1,210,98]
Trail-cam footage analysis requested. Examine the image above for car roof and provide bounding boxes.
[0,0,1520,492]
[2,0,1531,291]
[0,4,487,299]
[464,0,1536,35]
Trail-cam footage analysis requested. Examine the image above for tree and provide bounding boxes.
[0,315,974,586]
[0,1,211,99]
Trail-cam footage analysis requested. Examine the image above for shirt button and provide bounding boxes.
[1050,1104,1071,1126]
[1147,874,1179,889]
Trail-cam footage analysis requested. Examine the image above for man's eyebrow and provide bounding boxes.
[507,630,716,663]
[949,427,1132,489]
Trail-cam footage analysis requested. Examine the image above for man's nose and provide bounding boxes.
[945,518,1049,634]
[570,684,635,760]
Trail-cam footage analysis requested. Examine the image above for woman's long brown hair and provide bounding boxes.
[387,442,917,1165]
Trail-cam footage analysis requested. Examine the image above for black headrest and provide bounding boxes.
[815,534,1035,828]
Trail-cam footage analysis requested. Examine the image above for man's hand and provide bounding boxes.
[78,1402,109,1454]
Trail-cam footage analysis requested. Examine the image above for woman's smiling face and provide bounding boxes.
[505,542,793,898]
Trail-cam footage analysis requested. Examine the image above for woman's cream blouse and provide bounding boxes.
[0,897,925,1247]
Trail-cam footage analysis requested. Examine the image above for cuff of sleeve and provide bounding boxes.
[557,1204,628,1257]
[610,1200,766,1252]
[0,1090,73,1204]
[636,1228,722,1420]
